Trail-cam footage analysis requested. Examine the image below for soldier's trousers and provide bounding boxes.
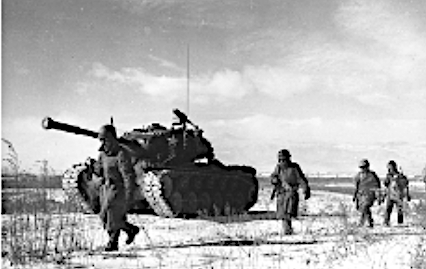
[276,190,299,219]
[357,192,376,227]
[281,214,293,234]
[101,203,137,245]
[276,190,299,235]
[383,198,404,225]
[100,185,137,246]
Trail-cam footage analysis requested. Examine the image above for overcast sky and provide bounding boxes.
[2,0,426,175]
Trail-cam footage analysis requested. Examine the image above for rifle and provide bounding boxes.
[270,178,293,200]
[352,190,359,210]
[270,174,280,200]
[270,185,278,200]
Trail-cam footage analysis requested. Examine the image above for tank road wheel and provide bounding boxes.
[160,174,173,199]
[224,201,232,216]
[183,192,198,214]
[233,192,245,214]
[169,192,183,214]
[198,192,212,216]
[212,193,224,216]
[223,194,234,216]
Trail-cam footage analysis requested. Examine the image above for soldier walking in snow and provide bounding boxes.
[383,160,411,226]
[96,124,140,251]
[270,149,310,235]
[353,159,381,228]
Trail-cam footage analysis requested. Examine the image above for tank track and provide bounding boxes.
[62,164,94,213]
[141,171,175,217]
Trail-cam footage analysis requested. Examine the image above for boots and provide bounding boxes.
[397,212,404,224]
[367,211,374,228]
[104,242,119,252]
[358,210,374,228]
[383,214,390,226]
[104,230,120,251]
[358,212,366,227]
[282,219,293,235]
[124,223,140,245]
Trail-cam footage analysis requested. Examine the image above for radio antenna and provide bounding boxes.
[186,44,190,116]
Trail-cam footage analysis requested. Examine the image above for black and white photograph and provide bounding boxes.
[2,0,426,268]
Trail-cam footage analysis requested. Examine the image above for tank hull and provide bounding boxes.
[63,162,258,217]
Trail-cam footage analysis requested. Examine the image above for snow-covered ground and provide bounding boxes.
[2,188,425,269]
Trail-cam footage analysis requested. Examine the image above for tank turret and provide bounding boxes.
[42,109,214,167]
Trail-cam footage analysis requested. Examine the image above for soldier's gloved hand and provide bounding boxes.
[407,195,411,202]
[304,187,311,200]
[271,177,279,185]
[352,195,357,202]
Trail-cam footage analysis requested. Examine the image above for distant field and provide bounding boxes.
[257,176,425,200]
[1,175,62,189]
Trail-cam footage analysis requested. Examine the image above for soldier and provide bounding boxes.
[270,149,310,235]
[353,159,381,228]
[97,124,140,251]
[383,160,411,226]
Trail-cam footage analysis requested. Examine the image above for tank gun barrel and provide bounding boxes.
[42,117,99,139]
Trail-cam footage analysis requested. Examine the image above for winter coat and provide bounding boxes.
[271,162,309,219]
[98,145,136,232]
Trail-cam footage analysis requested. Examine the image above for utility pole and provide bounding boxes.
[186,44,190,116]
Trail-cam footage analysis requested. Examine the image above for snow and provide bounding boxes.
[2,189,425,269]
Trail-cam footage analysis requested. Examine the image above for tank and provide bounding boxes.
[42,109,259,217]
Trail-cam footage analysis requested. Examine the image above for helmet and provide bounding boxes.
[388,160,397,168]
[98,124,117,139]
[278,149,291,158]
[359,159,369,168]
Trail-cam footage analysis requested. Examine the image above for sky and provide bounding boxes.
[2,0,426,176]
